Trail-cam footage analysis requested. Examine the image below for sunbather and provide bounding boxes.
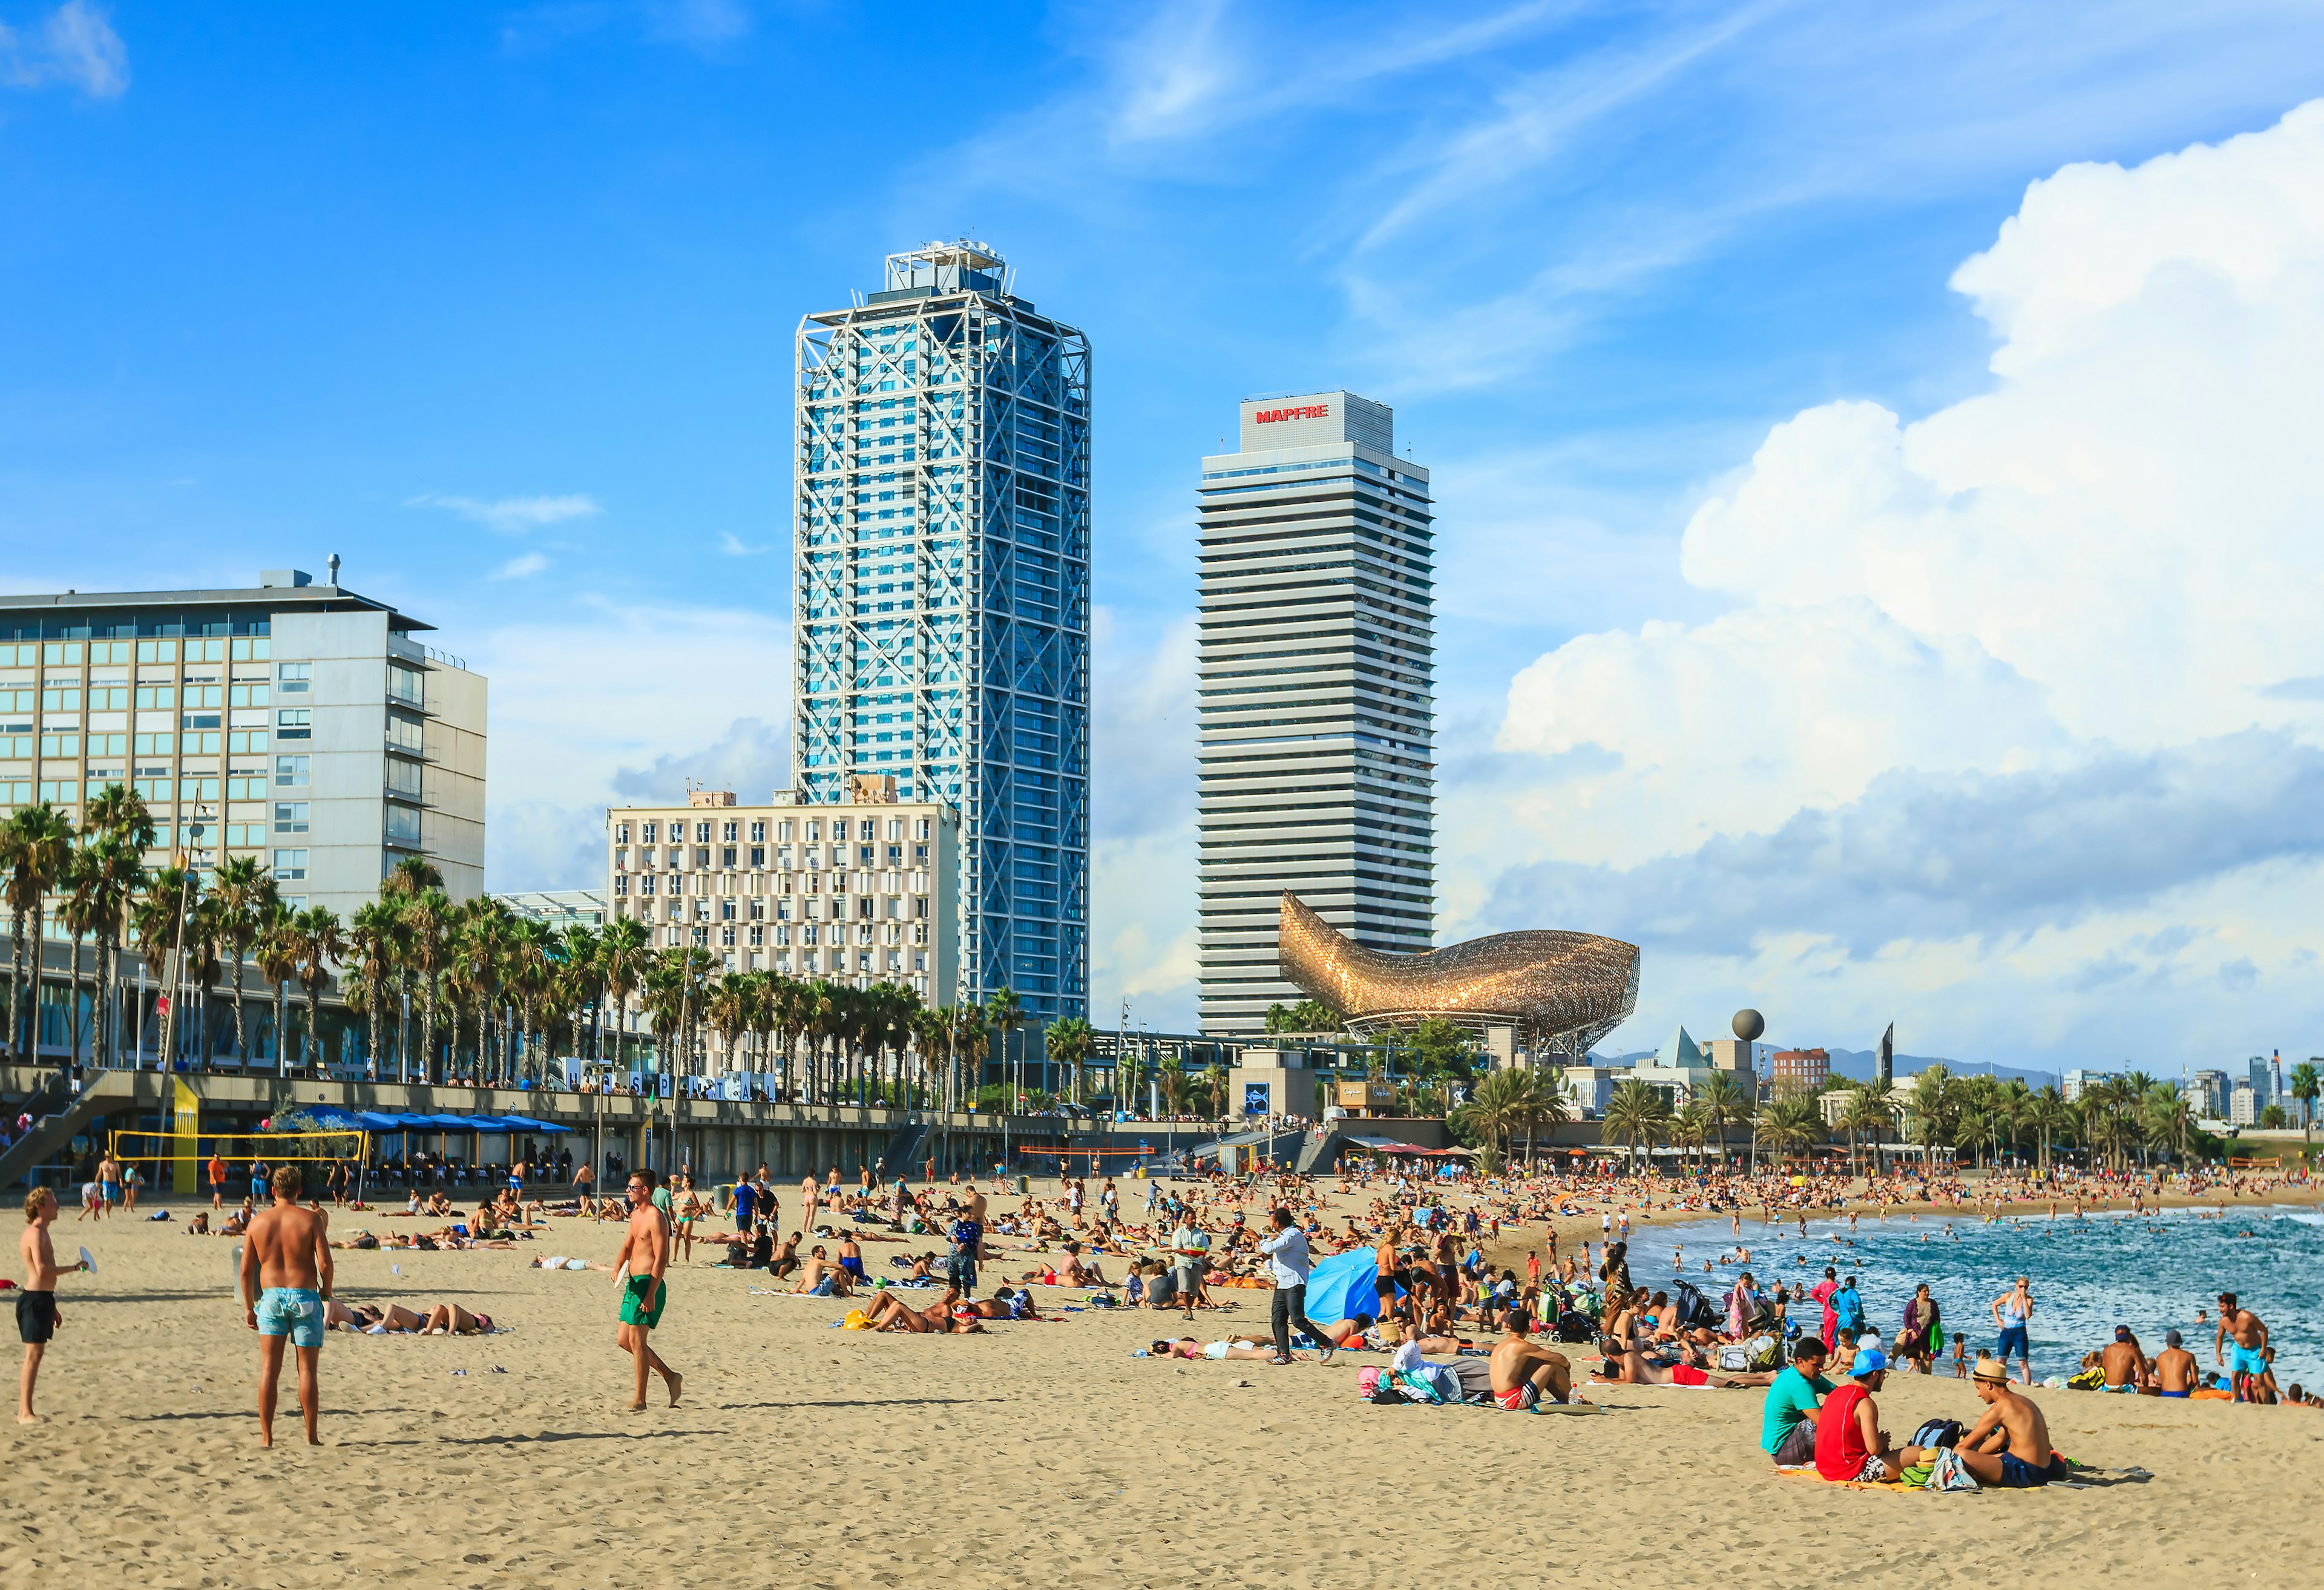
[419,1303,495,1335]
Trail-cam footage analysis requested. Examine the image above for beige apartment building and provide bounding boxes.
[605,775,959,1002]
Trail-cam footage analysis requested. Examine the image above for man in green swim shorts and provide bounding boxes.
[240,1165,332,1448]
[613,1168,682,1411]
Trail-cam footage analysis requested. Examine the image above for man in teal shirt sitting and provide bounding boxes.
[1761,1336,1835,1465]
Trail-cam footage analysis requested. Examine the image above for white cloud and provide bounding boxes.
[409,492,602,534]
[0,1,127,98]
[489,551,551,580]
[1477,98,2324,1062]
[718,531,772,557]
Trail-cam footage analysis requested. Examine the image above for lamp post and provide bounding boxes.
[155,812,213,1074]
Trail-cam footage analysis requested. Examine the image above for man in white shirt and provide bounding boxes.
[1259,1207,1332,1365]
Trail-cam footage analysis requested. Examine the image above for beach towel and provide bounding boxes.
[1926,1448,1980,1492]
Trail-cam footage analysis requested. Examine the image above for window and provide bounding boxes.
[612,873,628,896]
[90,686,129,711]
[694,821,711,844]
[273,802,309,834]
[226,776,266,800]
[640,874,656,896]
[228,683,271,708]
[385,805,421,848]
[40,688,81,713]
[41,643,84,666]
[720,925,736,946]
[385,714,422,754]
[859,820,875,841]
[277,662,310,694]
[914,818,930,839]
[39,734,79,758]
[721,821,738,843]
[275,755,310,787]
[886,818,902,840]
[778,820,792,841]
[275,709,311,740]
[720,900,735,921]
[384,758,421,799]
[135,640,178,664]
[613,847,628,871]
[721,846,737,868]
[748,845,764,868]
[387,663,423,708]
[748,925,764,946]
[272,849,308,881]
[226,823,264,847]
[226,731,269,755]
[748,821,764,843]
[615,821,631,844]
[229,637,271,662]
[179,776,222,803]
[694,847,711,868]
[641,821,658,843]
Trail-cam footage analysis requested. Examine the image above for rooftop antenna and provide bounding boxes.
[327,552,341,585]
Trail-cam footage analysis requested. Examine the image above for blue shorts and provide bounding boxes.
[1995,1453,2057,1488]
[1996,1326,2029,1359]
[2228,1344,2269,1378]
[255,1287,326,1348]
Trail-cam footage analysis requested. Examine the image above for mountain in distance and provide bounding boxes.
[1820,1046,2058,1092]
[1582,1045,2058,1091]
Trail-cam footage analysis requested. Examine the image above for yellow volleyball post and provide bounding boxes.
[171,1077,200,1195]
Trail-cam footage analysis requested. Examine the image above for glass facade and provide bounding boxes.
[792,243,1089,1022]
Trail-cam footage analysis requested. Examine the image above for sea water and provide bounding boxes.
[1630,1204,2324,1390]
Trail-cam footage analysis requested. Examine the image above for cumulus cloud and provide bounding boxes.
[490,552,551,580]
[1478,99,2324,1060]
[409,492,602,533]
[0,1,127,98]
[718,531,773,557]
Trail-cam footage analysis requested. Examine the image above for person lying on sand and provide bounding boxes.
[861,1286,982,1333]
[1592,1341,1774,1388]
[530,1255,612,1272]
[419,1303,495,1336]
[888,1252,937,1284]
[1151,1336,1301,1361]
[327,1231,379,1250]
[324,1299,427,1333]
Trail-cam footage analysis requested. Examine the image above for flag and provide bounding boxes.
[156,994,170,1016]
[1877,1023,1894,1090]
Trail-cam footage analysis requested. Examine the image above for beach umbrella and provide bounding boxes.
[1304,1248,1382,1326]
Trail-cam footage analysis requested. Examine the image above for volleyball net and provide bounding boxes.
[107,1128,371,1168]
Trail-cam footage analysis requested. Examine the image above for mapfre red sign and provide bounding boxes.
[1254,403,1329,424]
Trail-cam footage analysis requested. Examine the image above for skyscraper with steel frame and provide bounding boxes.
[1196,390,1435,1037]
[793,242,1091,1040]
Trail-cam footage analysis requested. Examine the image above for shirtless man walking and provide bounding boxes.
[240,1166,332,1447]
[18,1188,90,1423]
[2215,1292,2276,1403]
[612,1168,682,1411]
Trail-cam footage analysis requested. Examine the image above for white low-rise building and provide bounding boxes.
[605,775,958,1001]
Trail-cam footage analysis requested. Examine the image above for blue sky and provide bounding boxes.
[8,2,2324,1067]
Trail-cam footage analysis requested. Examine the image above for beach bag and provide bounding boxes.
[1553,1311,1596,1344]
[1911,1418,1965,1450]
[1356,1366,1382,1399]
[1720,1334,1780,1373]
[2065,1366,2105,1390]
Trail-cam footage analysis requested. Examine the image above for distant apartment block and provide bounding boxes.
[0,567,484,917]
[1770,1047,1831,1095]
[605,777,958,1003]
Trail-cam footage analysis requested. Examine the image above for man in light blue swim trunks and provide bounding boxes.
[2215,1292,2277,1403]
[239,1165,333,1447]
[1990,1276,2034,1385]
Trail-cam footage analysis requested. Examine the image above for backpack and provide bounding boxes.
[1911,1418,1965,1450]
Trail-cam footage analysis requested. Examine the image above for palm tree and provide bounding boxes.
[1838,1085,1894,1177]
[562,924,602,1063]
[3,803,76,1060]
[2018,1085,2069,1178]
[598,916,650,1077]
[706,971,752,1077]
[2141,1083,2196,1163]
[504,917,554,1082]
[1602,1078,1672,1176]
[82,783,153,1068]
[1670,1100,1711,1173]
[986,987,1026,1112]
[1694,1070,1750,1169]
[1045,1014,1096,1108]
[185,896,223,1069]
[2290,1062,2320,1154]
[1755,1096,1822,1169]
[254,901,299,1071]
[345,901,399,1079]
[954,1016,991,1112]
[402,889,454,1083]
[450,898,512,1083]
[59,846,100,1071]
[1906,1065,1953,1169]
[131,862,196,1068]
[292,906,343,1076]
[209,853,272,1066]
[382,856,444,900]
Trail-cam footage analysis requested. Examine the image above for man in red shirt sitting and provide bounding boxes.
[1814,1347,1929,1483]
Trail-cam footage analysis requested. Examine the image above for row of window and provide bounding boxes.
[0,637,272,668]
[612,842,927,871]
[614,872,931,902]
[612,815,934,845]
[8,729,277,761]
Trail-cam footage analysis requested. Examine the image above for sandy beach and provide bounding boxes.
[3,1183,2316,1590]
